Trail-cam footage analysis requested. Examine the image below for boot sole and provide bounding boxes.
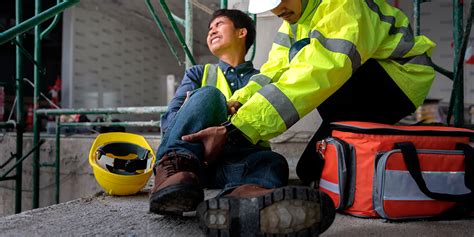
[149,183,204,215]
[196,186,335,237]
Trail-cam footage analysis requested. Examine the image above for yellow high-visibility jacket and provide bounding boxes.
[202,64,233,100]
[230,0,436,144]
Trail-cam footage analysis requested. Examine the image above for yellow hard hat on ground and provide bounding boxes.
[248,0,281,14]
[88,132,156,196]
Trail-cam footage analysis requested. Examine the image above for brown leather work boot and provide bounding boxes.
[149,152,204,215]
[196,185,336,237]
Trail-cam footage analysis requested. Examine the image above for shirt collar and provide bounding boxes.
[218,60,255,75]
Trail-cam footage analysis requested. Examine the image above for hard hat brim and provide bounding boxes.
[248,0,281,14]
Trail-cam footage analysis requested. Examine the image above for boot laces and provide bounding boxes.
[158,151,198,177]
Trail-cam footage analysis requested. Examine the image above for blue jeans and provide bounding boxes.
[156,86,289,193]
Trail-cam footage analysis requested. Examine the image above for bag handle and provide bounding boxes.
[394,142,474,202]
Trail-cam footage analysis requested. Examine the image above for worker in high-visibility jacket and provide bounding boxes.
[189,0,435,178]
[183,0,435,234]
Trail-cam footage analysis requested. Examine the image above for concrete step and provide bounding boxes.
[0,187,473,236]
[0,134,305,217]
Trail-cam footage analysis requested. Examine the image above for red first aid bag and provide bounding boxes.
[317,121,474,220]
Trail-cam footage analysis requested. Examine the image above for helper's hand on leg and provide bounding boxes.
[181,126,227,164]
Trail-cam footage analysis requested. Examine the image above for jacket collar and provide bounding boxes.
[296,0,321,25]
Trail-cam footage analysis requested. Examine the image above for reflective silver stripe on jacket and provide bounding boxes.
[309,30,362,72]
[393,54,433,66]
[290,24,298,45]
[274,32,293,48]
[365,0,414,58]
[320,178,340,194]
[273,24,298,48]
[205,64,218,86]
[258,84,300,129]
[250,74,272,87]
[382,171,469,201]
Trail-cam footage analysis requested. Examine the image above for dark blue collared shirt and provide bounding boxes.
[161,60,259,133]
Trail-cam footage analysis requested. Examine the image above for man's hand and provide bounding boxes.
[181,126,227,164]
[227,101,242,115]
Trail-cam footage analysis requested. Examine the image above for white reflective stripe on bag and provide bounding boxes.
[320,178,340,194]
[383,171,469,201]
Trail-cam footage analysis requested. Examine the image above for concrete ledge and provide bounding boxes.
[0,133,304,216]
[0,188,473,236]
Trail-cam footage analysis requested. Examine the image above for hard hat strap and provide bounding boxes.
[97,142,150,160]
[96,142,152,175]
[109,158,148,174]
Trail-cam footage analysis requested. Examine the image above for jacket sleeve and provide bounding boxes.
[230,24,291,105]
[231,1,389,144]
[161,65,203,133]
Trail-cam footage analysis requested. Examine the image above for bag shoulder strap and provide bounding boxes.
[395,142,474,202]
[395,142,474,220]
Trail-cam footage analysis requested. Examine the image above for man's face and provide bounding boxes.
[207,16,245,56]
[271,0,303,24]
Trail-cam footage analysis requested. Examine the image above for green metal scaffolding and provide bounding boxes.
[0,0,80,213]
[413,0,473,126]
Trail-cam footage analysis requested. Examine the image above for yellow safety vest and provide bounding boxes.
[230,0,436,144]
[202,64,233,100]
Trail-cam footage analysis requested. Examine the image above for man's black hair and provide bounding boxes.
[209,9,256,53]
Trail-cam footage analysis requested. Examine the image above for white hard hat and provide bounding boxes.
[248,0,282,14]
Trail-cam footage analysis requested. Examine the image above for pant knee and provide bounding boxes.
[194,86,226,104]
